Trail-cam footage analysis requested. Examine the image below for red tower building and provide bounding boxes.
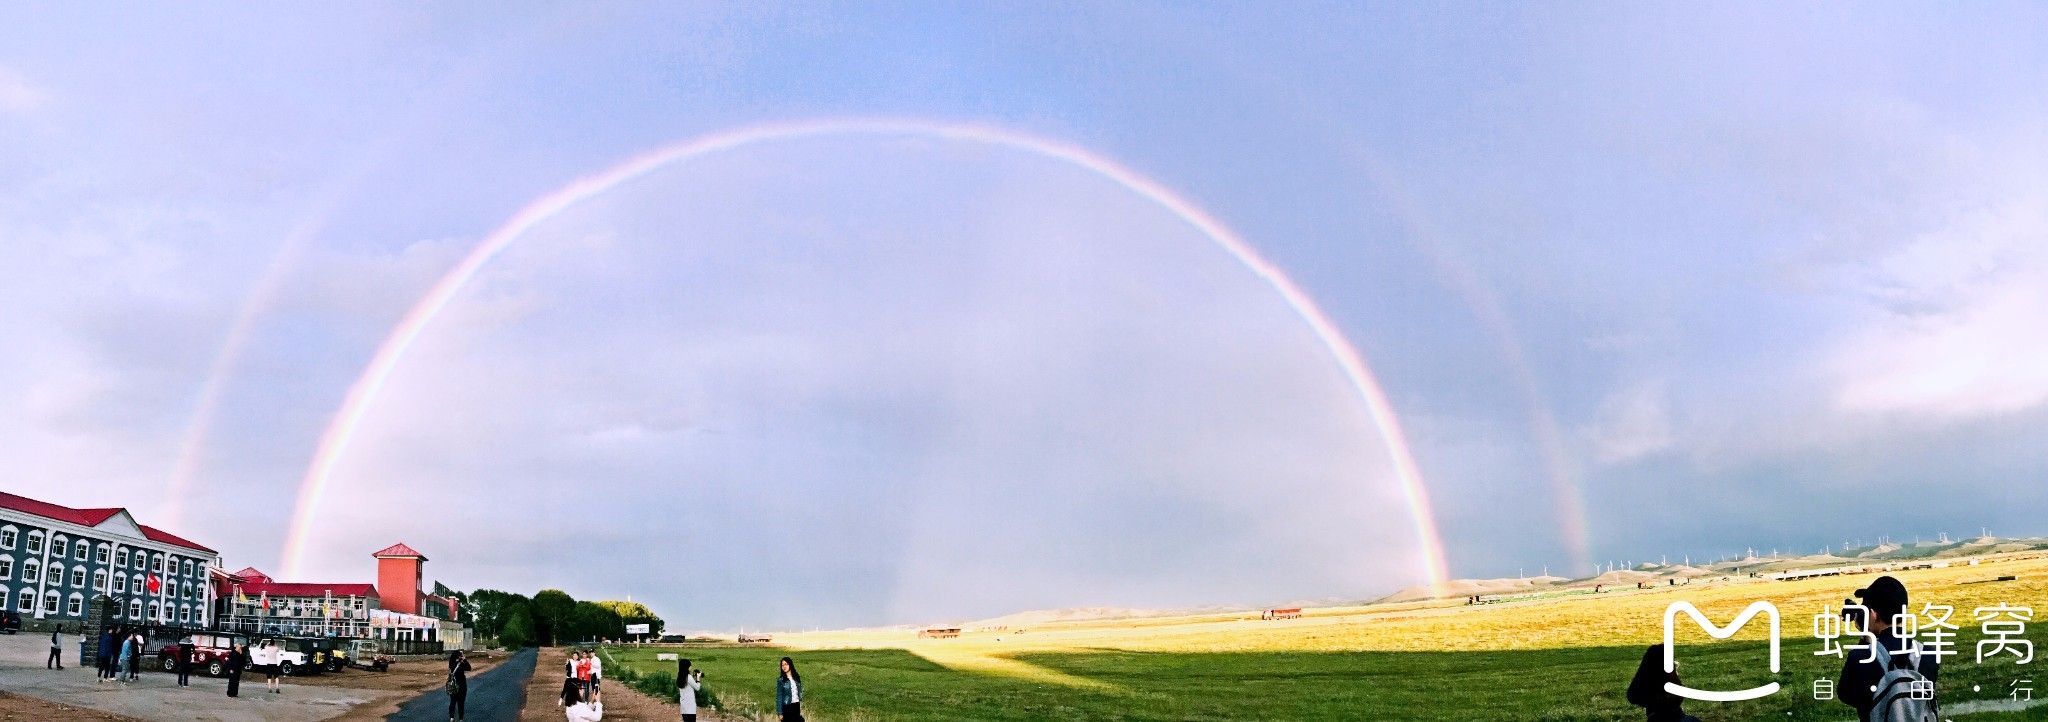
[372,542,427,615]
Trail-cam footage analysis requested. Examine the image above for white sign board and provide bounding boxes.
[626,623,652,635]
[657,653,679,661]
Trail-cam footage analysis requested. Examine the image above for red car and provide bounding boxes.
[158,632,248,676]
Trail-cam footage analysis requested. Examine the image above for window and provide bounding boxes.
[17,592,32,612]
[148,602,158,620]
[114,572,126,593]
[69,568,84,587]
[115,548,128,566]
[50,537,66,558]
[25,532,42,554]
[93,570,105,590]
[0,527,14,549]
[43,590,58,614]
[74,542,86,561]
[0,588,8,609]
[128,599,140,618]
[66,594,82,616]
[179,606,191,623]
[95,544,109,564]
[134,552,145,570]
[0,558,10,579]
[183,560,193,576]
[46,564,62,587]
[152,554,164,572]
[22,560,39,584]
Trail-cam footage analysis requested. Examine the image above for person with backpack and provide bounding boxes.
[1837,576,1939,722]
[677,658,703,722]
[1625,644,1699,722]
[47,628,63,669]
[776,656,804,722]
[446,650,472,721]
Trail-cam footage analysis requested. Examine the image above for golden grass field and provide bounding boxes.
[612,553,2048,720]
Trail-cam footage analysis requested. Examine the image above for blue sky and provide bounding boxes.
[2,3,2045,628]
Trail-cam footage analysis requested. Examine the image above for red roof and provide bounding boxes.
[0,491,214,554]
[371,542,426,560]
[232,567,272,582]
[241,581,378,598]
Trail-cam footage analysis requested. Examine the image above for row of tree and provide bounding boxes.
[451,586,663,648]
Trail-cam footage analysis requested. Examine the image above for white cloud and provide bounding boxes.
[1831,201,2048,418]
[1582,381,1674,465]
[0,66,46,113]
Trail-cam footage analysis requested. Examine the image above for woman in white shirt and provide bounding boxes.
[677,659,703,722]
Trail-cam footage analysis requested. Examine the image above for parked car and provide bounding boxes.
[0,612,20,634]
[158,632,247,676]
[252,636,327,676]
[343,639,394,672]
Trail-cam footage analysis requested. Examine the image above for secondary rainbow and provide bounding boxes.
[278,118,1453,589]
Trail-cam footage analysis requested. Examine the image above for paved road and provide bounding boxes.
[388,647,537,722]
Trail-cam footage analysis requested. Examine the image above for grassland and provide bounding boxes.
[604,554,2048,721]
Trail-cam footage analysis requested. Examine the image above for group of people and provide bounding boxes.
[87,627,146,683]
[558,648,608,707]
[1628,575,1937,722]
[662,655,801,722]
[70,626,284,698]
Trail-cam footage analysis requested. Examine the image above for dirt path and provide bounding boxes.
[520,647,726,722]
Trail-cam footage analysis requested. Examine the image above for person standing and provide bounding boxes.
[677,659,703,722]
[1837,576,1939,722]
[47,628,63,669]
[446,650,472,722]
[260,640,285,693]
[128,632,145,681]
[574,651,593,702]
[776,657,804,722]
[559,651,581,706]
[96,628,116,682]
[225,643,247,698]
[175,638,194,687]
[587,648,604,704]
[117,632,137,682]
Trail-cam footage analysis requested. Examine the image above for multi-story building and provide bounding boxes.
[0,491,220,632]
[213,566,378,637]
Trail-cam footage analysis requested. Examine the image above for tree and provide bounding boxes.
[594,600,665,636]
[531,589,577,646]
[465,589,532,640]
[570,601,626,643]
[499,606,537,649]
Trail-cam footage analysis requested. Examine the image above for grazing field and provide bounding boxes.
[607,555,2048,721]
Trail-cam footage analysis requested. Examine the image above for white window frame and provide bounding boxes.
[42,590,58,614]
[115,548,128,567]
[128,599,140,618]
[0,557,10,579]
[66,593,82,616]
[95,543,109,564]
[73,542,86,561]
[49,535,66,558]
[0,526,14,550]
[114,571,127,593]
[16,591,31,612]
[93,570,105,590]
[69,567,84,588]
[21,559,38,584]
[25,531,43,554]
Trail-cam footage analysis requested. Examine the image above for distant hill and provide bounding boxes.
[1373,535,2048,604]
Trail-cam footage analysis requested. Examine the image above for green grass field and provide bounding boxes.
[602,555,2048,721]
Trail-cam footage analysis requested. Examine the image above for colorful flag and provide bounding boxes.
[146,573,161,594]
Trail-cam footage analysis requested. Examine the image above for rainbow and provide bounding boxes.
[278,118,1453,589]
